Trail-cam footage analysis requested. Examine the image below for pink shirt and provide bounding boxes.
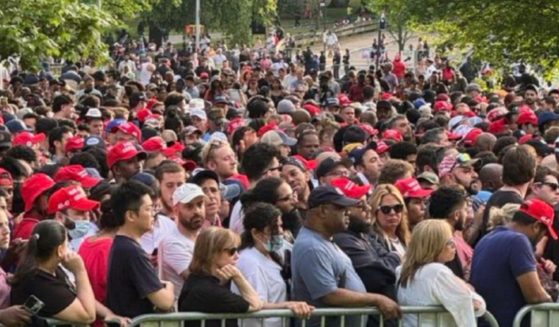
[0,267,10,309]
[454,232,473,280]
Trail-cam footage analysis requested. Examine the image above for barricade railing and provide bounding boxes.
[513,303,559,327]
[127,306,500,327]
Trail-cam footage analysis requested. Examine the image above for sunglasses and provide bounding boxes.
[541,182,559,191]
[223,247,239,256]
[378,204,404,215]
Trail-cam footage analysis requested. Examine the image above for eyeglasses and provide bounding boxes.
[223,247,239,256]
[541,182,559,191]
[378,204,404,215]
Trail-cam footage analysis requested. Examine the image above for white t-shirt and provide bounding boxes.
[140,213,176,255]
[229,200,245,235]
[396,263,486,327]
[233,247,286,327]
[158,226,195,300]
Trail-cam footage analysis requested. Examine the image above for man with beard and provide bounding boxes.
[159,183,206,300]
[438,152,479,194]
[281,156,313,213]
[428,186,472,280]
[292,185,401,327]
[471,199,555,327]
[332,177,401,301]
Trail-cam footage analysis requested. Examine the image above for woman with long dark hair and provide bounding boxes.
[10,220,96,323]
[235,202,313,327]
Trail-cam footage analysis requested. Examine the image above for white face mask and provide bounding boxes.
[68,219,94,240]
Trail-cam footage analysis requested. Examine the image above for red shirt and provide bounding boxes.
[78,236,113,304]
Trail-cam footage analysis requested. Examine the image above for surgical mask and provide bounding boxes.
[265,234,284,253]
[68,220,93,240]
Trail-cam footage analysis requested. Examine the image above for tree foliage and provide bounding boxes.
[0,0,115,69]
[404,0,559,71]
[362,0,414,53]
[144,0,277,46]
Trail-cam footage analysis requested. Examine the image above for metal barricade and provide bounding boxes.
[129,306,500,327]
[513,303,559,327]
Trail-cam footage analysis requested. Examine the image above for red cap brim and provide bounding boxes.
[80,176,101,188]
[71,198,100,212]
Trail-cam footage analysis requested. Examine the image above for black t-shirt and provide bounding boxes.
[479,190,523,244]
[178,273,249,327]
[11,267,76,317]
[106,235,163,318]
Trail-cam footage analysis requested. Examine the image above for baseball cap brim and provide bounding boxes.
[548,225,559,240]
[70,198,100,212]
[458,158,479,167]
[80,176,102,189]
[407,188,433,198]
[331,195,360,207]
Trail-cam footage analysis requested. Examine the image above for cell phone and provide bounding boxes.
[23,295,45,315]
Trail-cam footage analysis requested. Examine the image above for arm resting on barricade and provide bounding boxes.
[517,271,552,304]
[322,288,401,319]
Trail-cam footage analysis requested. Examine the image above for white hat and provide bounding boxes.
[172,183,206,206]
[85,108,103,119]
[190,108,207,120]
[189,98,205,111]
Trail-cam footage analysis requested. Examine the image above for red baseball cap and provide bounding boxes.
[518,199,557,239]
[137,108,152,123]
[463,128,483,146]
[434,101,453,112]
[382,129,403,142]
[291,155,318,170]
[163,142,185,157]
[107,141,147,168]
[142,136,167,153]
[64,136,84,153]
[395,177,433,198]
[376,141,390,154]
[112,122,141,141]
[516,110,538,126]
[488,118,507,134]
[47,185,100,214]
[12,132,46,147]
[0,168,13,187]
[330,177,371,199]
[21,173,55,212]
[519,134,535,145]
[54,165,101,188]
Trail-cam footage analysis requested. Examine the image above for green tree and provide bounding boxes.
[0,0,115,69]
[143,0,277,46]
[362,0,414,53]
[404,0,559,71]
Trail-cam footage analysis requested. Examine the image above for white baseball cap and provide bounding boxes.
[190,108,207,121]
[85,108,103,119]
[172,183,206,206]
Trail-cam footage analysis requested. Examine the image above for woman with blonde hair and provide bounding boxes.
[396,220,485,327]
[179,227,262,327]
[370,184,411,257]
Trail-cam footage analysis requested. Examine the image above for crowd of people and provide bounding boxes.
[0,34,558,327]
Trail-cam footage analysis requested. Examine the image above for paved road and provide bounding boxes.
[309,32,418,72]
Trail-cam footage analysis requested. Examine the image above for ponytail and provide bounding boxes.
[10,221,67,285]
[10,233,40,285]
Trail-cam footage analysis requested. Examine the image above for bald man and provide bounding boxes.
[475,133,497,152]
[479,163,504,192]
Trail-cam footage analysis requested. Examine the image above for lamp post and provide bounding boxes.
[376,11,386,70]
[195,0,201,53]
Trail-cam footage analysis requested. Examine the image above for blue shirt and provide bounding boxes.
[470,226,536,327]
[292,226,367,327]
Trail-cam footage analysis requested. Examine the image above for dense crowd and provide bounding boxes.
[0,38,558,327]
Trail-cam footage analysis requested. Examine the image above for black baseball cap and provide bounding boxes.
[308,185,360,209]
